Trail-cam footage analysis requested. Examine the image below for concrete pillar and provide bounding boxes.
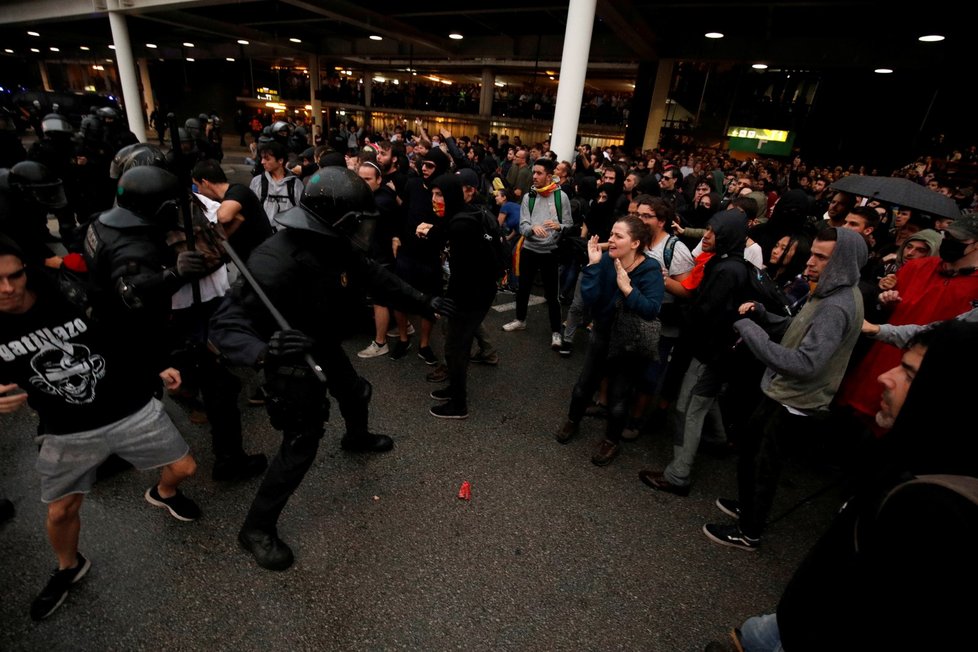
[38,62,52,91]
[137,57,155,127]
[642,58,674,152]
[550,0,597,161]
[107,10,147,141]
[363,71,372,108]
[309,54,322,137]
[480,67,494,117]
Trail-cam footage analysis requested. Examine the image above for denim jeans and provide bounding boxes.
[663,356,729,486]
[740,613,783,652]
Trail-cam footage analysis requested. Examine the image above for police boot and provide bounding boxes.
[338,378,394,453]
[238,527,294,571]
[0,498,14,523]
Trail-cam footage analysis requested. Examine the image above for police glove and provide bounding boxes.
[176,251,208,279]
[428,296,458,320]
[265,329,316,366]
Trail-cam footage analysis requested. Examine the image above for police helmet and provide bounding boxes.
[198,113,209,123]
[8,161,67,209]
[109,143,167,180]
[176,127,191,143]
[277,167,377,249]
[184,117,202,139]
[41,113,74,136]
[271,120,291,135]
[97,106,120,120]
[114,166,182,227]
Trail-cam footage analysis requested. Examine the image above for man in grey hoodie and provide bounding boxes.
[703,226,868,551]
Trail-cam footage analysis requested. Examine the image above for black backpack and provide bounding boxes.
[455,205,510,279]
[740,257,793,318]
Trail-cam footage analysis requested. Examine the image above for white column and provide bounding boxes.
[137,57,155,127]
[480,67,494,117]
[309,54,322,136]
[107,10,147,141]
[642,59,674,151]
[549,0,597,161]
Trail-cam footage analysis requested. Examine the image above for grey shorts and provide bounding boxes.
[34,398,190,503]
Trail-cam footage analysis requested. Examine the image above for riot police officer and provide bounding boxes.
[0,160,67,266]
[209,167,456,571]
[29,113,82,247]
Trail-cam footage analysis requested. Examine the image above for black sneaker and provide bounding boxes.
[247,385,266,406]
[702,523,759,551]
[417,346,438,366]
[430,401,468,419]
[715,497,742,519]
[30,552,91,620]
[558,339,572,357]
[0,497,14,523]
[430,387,453,401]
[340,433,395,453]
[389,339,412,360]
[144,486,201,522]
[212,453,268,482]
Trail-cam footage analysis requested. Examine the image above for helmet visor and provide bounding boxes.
[29,180,68,209]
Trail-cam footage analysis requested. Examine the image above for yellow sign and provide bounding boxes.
[726,127,789,142]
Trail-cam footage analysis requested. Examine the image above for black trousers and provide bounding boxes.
[244,342,370,532]
[516,248,561,332]
[444,302,493,405]
[737,395,822,538]
[567,329,647,443]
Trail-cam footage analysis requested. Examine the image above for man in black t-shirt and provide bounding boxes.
[0,235,200,621]
[192,159,272,264]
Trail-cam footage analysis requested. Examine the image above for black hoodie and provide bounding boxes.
[431,174,497,309]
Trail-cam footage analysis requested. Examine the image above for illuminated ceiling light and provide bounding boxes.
[105,58,112,62]
[27,31,40,37]
[494,81,505,87]
[704,32,724,39]
[187,57,195,62]
[30,48,40,53]
[146,43,157,49]
[80,46,90,51]
[752,63,768,70]
[4,49,13,54]
[918,34,945,42]
[108,45,116,50]
[334,66,343,70]
[369,35,383,41]
[237,39,250,45]
[289,37,302,43]
[182,42,195,48]
[373,76,386,83]
[226,57,235,62]
[874,68,893,74]
[549,75,555,80]
[449,33,464,40]
[50,47,60,52]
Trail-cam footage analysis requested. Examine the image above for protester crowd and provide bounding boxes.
[2,104,977,651]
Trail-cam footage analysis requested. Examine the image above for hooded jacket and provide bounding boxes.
[895,228,942,266]
[401,147,451,264]
[734,227,867,411]
[681,210,752,362]
[431,174,497,309]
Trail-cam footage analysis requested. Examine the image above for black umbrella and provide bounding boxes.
[830,175,961,219]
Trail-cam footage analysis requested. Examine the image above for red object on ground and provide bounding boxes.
[457,481,471,501]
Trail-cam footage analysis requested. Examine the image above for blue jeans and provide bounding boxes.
[740,613,783,652]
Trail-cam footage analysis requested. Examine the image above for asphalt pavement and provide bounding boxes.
[0,141,845,651]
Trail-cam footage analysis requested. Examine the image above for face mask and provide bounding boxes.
[939,235,969,263]
[432,196,445,217]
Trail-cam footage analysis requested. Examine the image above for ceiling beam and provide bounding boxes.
[596,0,658,61]
[280,0,453,56]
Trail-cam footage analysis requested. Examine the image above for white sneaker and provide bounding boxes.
[386,324,416,338]
[357,341,389,358]
[551,332,562,350]
[502,319,527,332]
